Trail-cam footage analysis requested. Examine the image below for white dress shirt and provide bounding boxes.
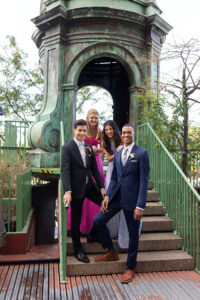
[121,142,135,166]
[74,138,86,167]
[65,138,87,194]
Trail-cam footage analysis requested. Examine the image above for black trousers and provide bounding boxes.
[70,182,103,253]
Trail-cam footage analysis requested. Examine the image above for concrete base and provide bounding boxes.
[27,149,60,168]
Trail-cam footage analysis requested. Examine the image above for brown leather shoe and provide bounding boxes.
[95,252,119,262]
[120,269,135,284]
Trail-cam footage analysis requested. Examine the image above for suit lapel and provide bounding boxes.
[121,144,137,176]
[84,142,89,167]
[116,149,123,175]
[71,140,85,167]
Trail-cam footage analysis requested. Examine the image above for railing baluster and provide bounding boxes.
[137,123,200,273]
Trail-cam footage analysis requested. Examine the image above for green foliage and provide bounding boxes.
[0,36,44,120]
[76,86,113,126]
[137,91,172,146]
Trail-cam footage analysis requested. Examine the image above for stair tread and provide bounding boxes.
[67,232,182,244]
[146,202,163,207]
[68,250,193,265]
[142,216,173,221]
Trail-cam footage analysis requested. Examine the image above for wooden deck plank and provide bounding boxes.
[49,263,55,300]
[65,275,73,300]
[11,264,24,300]
[0,266,9,293]
[30,264,39,300]
[94,276,111,300]
[43,263,49,300]
[17,264,29,300]
[36,264,44,300]
[151,272,179,300]
[115,274,137,300]
[4,265,19,300]
[54,262,61,300]
[170,271,200,299]
[1,265,14,300]
[112,274,133,300]
[23,263,34,299]
[142,273,169,300]
[137,273,163,300]
[86,276,99,300]
[71,276,79,300]
[90,276,105,300]
[80,276,93,300]
[0,264,200,299]
[106,275,125,300]
[76,276,87,300]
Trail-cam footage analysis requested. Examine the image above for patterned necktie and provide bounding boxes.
[122,148,128,166]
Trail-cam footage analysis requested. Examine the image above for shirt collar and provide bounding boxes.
[74,138,84,147]
[123,142,134,152]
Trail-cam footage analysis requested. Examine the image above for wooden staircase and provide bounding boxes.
[66,182,194,276]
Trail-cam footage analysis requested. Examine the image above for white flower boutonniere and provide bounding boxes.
[129,153,136,160]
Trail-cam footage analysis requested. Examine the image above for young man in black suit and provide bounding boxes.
[61,119,105,263]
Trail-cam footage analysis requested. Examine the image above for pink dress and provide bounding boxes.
[67,133,105,233]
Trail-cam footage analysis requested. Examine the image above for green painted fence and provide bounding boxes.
[137,123,200,273]
[0,168,32,233]
[16,169,32,231]
[0,120,32,163]
[59,121,67,283]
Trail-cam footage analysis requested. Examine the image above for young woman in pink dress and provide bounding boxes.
[67,108,105,235]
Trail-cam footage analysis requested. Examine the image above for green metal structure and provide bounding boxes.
[137,123,200,273]
[28,0,172,168]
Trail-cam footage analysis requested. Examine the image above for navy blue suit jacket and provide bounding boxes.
[106,144,150,211]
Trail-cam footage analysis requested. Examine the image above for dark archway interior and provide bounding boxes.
[78,57,130,129]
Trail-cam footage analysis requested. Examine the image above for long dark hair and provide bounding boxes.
[103,120,121,155]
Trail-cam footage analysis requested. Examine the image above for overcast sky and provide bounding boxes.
[0,0,199,64]
[0,0,199,122]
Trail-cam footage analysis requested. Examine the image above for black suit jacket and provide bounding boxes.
[61,140,104,199]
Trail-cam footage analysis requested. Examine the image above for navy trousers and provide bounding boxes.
[94,201,140,270]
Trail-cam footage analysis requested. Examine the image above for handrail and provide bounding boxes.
[137,123,200,273]
[58,121,67,283]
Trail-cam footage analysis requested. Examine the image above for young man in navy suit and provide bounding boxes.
[94,123,150,283]
[61,119,105,263]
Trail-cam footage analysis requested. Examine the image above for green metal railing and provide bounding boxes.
[0,120,32,163]
[170,148,200,188]
[137,123,200,273]
[59,121,67,283]
[16,169,32,231]
[0,168,32,233]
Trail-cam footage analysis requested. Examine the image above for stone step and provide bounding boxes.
[142,216,173,232]
[148,180,153,190]
[67,232,182,255]
[144,202,165,216]
[66,250,193,276]
[147,190,159,202]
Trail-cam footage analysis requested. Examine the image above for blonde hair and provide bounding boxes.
[86,108,99,138]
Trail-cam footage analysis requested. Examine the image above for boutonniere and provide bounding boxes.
[85,146,92,156]
[129,153,136,160]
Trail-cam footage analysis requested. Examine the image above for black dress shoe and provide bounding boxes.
[74,251,90,263]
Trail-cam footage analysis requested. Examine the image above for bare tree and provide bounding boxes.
[159,39,200,175]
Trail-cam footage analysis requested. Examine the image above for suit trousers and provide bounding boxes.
[71,182,103,253]
[94,197,140,270]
